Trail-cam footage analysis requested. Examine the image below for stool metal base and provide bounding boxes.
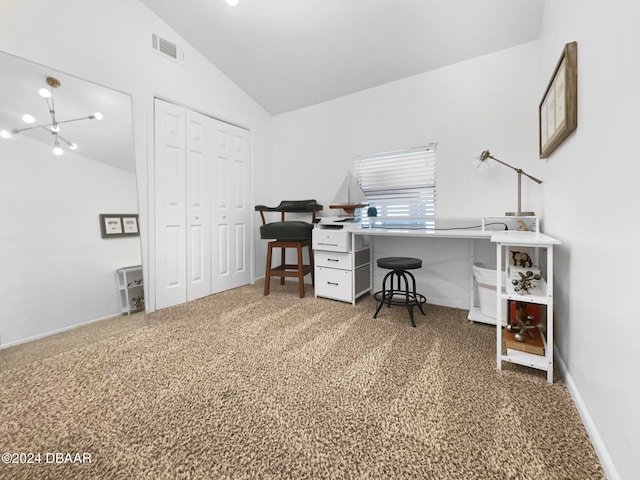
[373,269,426,327]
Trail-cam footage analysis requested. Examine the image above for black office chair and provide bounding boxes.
[373,256,427,327]
[255,200,323,298]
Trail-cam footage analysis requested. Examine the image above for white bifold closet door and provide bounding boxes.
[155,98,251,309]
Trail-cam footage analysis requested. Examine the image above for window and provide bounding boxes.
[354,144,437,228]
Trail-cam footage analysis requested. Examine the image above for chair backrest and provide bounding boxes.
[255,199,323,225]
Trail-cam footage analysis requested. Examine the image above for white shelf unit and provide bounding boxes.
[491,231,561,383]
[116,265,144,315]
[312,226,371,304]
[468,216,540,325]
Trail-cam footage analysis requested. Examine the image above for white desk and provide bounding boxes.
[314,221,559,382]
[313,217,539,322]
[351,227,494,319]
[356,227,492,240]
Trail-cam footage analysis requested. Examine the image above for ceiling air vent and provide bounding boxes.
[151,34,184,62]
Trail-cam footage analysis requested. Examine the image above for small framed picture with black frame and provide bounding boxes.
[99,214,139,238]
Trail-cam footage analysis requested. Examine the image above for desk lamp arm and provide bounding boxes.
[479,150,543,216]
[480,150,542,184]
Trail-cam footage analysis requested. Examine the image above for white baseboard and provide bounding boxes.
[555,348,620,480]
[0,313,122,350]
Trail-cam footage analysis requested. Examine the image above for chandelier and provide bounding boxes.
[0,76,102,155]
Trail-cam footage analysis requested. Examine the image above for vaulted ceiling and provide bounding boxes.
[140,0,545,115]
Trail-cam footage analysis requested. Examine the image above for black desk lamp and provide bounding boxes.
[476,150,542,216]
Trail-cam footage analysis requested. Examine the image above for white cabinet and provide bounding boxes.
[313,226,370,304]
[116,265,144,315]
[492,231,561,383]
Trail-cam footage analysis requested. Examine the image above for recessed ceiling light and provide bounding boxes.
[225,0,239,6]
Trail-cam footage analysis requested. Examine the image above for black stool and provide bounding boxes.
[373,257,427,327]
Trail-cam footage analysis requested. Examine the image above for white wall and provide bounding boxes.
[0,136,140,346]
[540,2,640,479]
[0,0,274,313]
[273,41,543,218]
[272,41,543,308]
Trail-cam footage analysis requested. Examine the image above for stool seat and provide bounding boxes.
[377,257,422,270]
[373,256,426,327]
[260,221,314,241]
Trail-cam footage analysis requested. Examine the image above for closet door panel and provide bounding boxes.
[186,111,212,301]
[217,155,228,209]
[211,120,251,292]
[155,99,187,309]
[217,224,229,277]
[164,225,182,287]
[234,223,246,274]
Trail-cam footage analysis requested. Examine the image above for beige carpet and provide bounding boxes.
[0,312,146,372]
[0,283,603,479]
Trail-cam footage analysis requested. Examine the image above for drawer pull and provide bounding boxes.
[328,258,339,262]
[327,281,339,286]
[318,242,339,247]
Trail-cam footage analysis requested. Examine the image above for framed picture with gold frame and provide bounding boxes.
[539,41,577,159]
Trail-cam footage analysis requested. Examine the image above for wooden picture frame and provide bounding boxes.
[539,41,577,158]
[100,214,139,238]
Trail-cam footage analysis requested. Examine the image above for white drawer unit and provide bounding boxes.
[315,266,353,302]
[312,227,351,252]
[313,225,371,304]
[315,250,352,269]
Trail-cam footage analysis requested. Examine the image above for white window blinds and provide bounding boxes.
[354,144,437,227]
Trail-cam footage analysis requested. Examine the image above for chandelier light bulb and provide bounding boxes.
[7,76,99,156]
